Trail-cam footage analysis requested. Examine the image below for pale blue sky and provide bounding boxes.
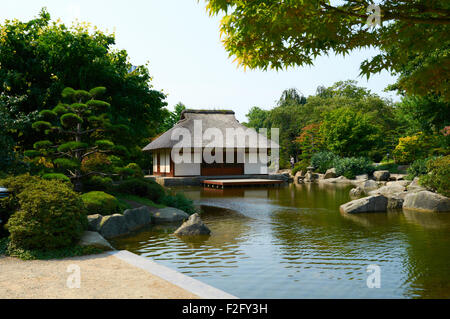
[1,0,399,122]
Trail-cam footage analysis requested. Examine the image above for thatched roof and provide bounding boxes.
[143,109,278,151]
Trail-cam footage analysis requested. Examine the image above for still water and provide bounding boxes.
[112,183,450,298]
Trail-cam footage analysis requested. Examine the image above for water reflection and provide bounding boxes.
[112,184,450,298]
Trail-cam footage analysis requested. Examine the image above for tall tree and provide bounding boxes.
[205,0,450,100]
[0,8,167,157]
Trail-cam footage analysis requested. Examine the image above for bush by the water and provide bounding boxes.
[114,178,165,202]
[81,191,119,215]
[160,192,196,215]
[407,158,430,180]
[82,175,113,192]
[419,156,450,197]
[292,159,310,176]
[334,157,374,179]
[311,151,338,173]
[6,179,87,250]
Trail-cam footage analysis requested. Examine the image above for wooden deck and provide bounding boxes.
[202,178,284,188]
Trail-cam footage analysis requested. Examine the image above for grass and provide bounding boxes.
[115,193,166,209]
[1,237,103,260]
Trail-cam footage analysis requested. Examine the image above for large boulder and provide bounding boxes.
[369,183,406,196]
[406,177,426,193]
[359,179,379,191]
[174,213,211,236]
[150,207,189,223]
[98,214,130,239]
[373,170,390,181]
[403,191,450,212]
[340,195,388,214]
[78,231,114,250]
[323,168,337,179]
[123,206,152,231]
[87,214,103,232]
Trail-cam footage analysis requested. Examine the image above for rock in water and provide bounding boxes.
[349,186,364,197]
[123,206,152,231]
[174,213,211,236]
[150,207,189,223]
[98,214,130,239]
[79,231,113,250]
[87,214,103,232]
[340,195,388,214]
[403,191,450,212]
[373,170,390,181]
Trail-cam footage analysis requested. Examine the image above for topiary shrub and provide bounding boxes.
[125,163,144,178]
[6,179,87,250]
[334,157,374,179]
[160,192,196,215]
[81,191,119,215]
[42,173,71,182]
[114,178,165,202]
[419,155,450,197]
[292,159,310,176]
[81,153,112,174]
[311,151,338,173]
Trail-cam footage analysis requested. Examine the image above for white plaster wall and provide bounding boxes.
[244,151,268,174]
[174,151,200,176]
[153,152,158,172]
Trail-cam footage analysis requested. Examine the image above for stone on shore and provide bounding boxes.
[403,191,450,212]
[355,174,368,181]
[87,214,103,232]
[98,214,130,239]
[369,183,406,196]
[359,179,379,191]
[349,186,364,197]
[304,172,319,182]
[78,231,114,250]
[150,207,189,223]
[294,171,305,184]
[340,195,388,214]
[123,206,152,231]
[406,177,426,193]
[174,213,211,236]
[323,168,337,179]
[373,170,390,181]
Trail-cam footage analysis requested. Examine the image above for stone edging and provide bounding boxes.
[108,250,238,299]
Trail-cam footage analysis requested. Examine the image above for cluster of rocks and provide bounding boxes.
[88,206,189,239]
[341,177,450,214]
[291,167,450,214]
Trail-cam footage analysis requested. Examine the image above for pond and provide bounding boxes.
[111,183,450,298]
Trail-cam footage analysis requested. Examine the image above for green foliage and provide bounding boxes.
[160,192,196,215]
[57,141,88,153]
[81,153,112,174]
[375,162,400,174]
[83,176,113,192]
[23,150,41,158]
[6,179,87,250]
[95,139,114,149]
[41,173,71,182]
[206,1,450,100]
[419,156,450,197]
[407,158,430,180]
[32,121,51,131]
[115,194,165,209]
[311,151,338,174]
[60,113,83,127]
[33,140,53,150]
[1,237,102,260]
[393,133,438,164]
[81,191,119,215]
[53,158,80,170]
[114,178,165,202]
[125,163,144,178]
[291,159,310,176]
[334,157,375,179]
[319,107,381,157]
[39,109,57,120]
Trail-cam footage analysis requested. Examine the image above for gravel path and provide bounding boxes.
[0,252,199,299]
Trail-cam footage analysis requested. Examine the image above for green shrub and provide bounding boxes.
[376,162,400,174]
[6,179,87,250]
[83,175,113,192]
[311,151,338,173]
[114,178,165,202]
[419,156,450,197]
[160,192,196,215]
[406,158,430,180]
[0,174,43,236]
[81,191,119,215]
[125,163,144,178]
[334,157,374,179]
[81,153,112,173]
[292,159,310,176]
[42,173,71,182]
